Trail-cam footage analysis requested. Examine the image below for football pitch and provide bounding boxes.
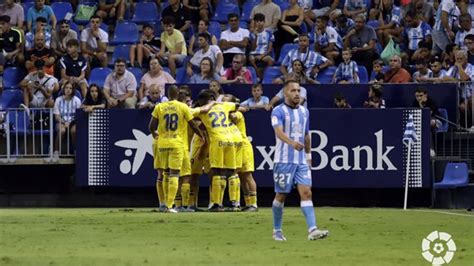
[0,208,473,265]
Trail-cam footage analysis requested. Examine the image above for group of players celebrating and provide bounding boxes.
[149,81,328,241]
[148,85,258,213]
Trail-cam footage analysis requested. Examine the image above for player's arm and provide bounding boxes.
[197,100,216,113]
[274,126,304,151]
[148,117,158,139]
[188,119,204,140]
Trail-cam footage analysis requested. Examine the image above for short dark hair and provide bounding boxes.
[283,80,299,89]
[197,89,215,106]
[90,15,101,21]
[228,13,239,21]
[370,84,383,97]
[465,34,474,42]
[162,16,175,26]
[142,23,154,30]
[114,58,127,65]
[317,15,329,24]
[372,59,384,66]
[253,13,265,22]
[36,17,47,23]
[34,59,45,69]
[58,19,70,25]
[334,92,346,101]
[198,32,211,42]
[66,39,79,47]
[0,15,11,23]
[430,56,442,64]
[415,59,428,66]
[415,87,428,94]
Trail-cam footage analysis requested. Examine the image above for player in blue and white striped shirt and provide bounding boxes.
[248,13,275,81]
[270,80,329,241]
[402,10,432,53]
[313,16,343,64]
[432,0,460,54]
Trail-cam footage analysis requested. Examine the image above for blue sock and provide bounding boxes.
[301,200,317,232]
[272,199,284,231]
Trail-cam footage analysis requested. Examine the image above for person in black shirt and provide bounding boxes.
[130,23,161,68]
[59,39,88,97]
[82,83,107,113]
[0,15,23,71]
[25,33,56,75]
[413,87,442,130]
[161,0,192,35]
[465,34,474,65]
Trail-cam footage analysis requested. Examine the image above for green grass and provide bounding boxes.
[0,208,473,265]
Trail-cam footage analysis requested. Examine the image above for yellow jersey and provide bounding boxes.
[151,100,193,148]
[233,111,250,144]
[197,102,236,142]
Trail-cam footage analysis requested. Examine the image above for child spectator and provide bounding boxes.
[412,59,433,83]
[53,81,82,161]
[82,84,106,113]
[241,84,270,110]
[363,83,385,108]
[334,92,351,108]
[130,23,161,69]
[248,13,275,82]
[313,15,343,65]
[332,49,359,84]
[59,39,88,97]
[138,84,169,109]
[158,16,187,77]
[370,59,385,83]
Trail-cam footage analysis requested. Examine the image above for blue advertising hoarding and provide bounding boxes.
[76,108,431,188]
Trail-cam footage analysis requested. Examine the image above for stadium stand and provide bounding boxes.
[109,45,132,67]
[0,90,23,109]
[262,66,282,84]
[3,68,25,90]
[110,22,139,45]
[435,163,469,189]
[317,66,337,84]
[212,3,240,23]
[131,2,159,24]
[127,67,144,87]
[358,65,369,83]
[88,67,113,88]
[51,2,74,21]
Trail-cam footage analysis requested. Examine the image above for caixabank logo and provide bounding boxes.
[422,231,456,265]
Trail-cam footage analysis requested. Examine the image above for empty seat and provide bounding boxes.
[51,2,73,21]
[109,45,132,67]
[89,67,112,88]
[316,66,337,84]
[0,89,23,110]
[208,21,221,40]
[3,67,25,90]
[110,22,139,45]
[357,65,368,83]
[241,1,254,22]
[434,163,469,189]
[131,2,159,24]
[247,66,258,83]
[175,67,188,83]
[262,66,282,84]
[127,67,144,87]
[23,2,34,19]
[212,3,240,23]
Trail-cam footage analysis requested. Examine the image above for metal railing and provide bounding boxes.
[0,108,75,163]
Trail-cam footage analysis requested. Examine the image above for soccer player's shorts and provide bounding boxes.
[209,139,236,169]
[273,163,312,193]
[180,147,191,176]
[156,147,183,170]
[237,140,254,173]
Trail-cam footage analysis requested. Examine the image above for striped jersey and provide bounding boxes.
[455,28,474,50]
[313,26,343,50]
[434,0,459,31]
[282,48,328,76]
[53,95,82,123]
[271,103,309,165]
[250,29,274,55]
[403,22,432,51]
[334,60,359,83]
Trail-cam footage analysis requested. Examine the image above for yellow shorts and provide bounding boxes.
[209,139,236,170]
[156,147,183,170]
[237,140,254,173]
[180,147,191,176]
[191,136,206,174]
[234,141,243,169]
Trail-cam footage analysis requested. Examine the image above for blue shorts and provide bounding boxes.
[273,163,312,193]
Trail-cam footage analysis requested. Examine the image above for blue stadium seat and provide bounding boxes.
[316,66,337,84]
[110,22,139,45]
[208,21,221,40]
[3,67,25,90]
[437,109,449,133]
[109,45,132,67]
[23,2,34,20]
[51,2,73,21]
[162,67,171,74]
[127,67,144,86]
[131,2,159,24]
[241,1,254,22]
[274,1,289,13]
[358,65,368,83]
[147,21,163,36]
[175,67,188,83]
[69,21,80,35]
[262,66,282,84]
[8,110,29,134]
[434,163,469,189]
[0,89,23,110]
[247,66,258,83]
[277,43,298,65]
[89,67,112,88]
[300,22,308,34]
[212,3,240,23]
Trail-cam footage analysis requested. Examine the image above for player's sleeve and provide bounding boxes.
[190,107,201,117]
[151,105,160,119]
[182,104,194,122]
[271,108,283,128]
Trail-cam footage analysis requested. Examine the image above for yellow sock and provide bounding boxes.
[156,178,165,207]
[181,183,190,207]
[228,176,237,202]
[174,196,182,208]
[189,190,195,207]
[244,194,250,206]
[249,191,257,206]
[166,175,179,208]
[211,176,221,205]
[219,177,227,206]
[235,177,241,205]
[162,173,169,202]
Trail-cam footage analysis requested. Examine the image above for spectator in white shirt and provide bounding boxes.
[80,15,108,68]
[219,13,250,68]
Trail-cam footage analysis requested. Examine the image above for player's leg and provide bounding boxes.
[226,143,240,210]
[155,169,166,211]
[209,142,225,210]
[240,142,257,211]
[166,148,184,212]
[272,163,295,241]
[174,177,183,211]
[295,164,329,240]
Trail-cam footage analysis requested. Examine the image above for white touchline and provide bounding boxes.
[409,209,474,218]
